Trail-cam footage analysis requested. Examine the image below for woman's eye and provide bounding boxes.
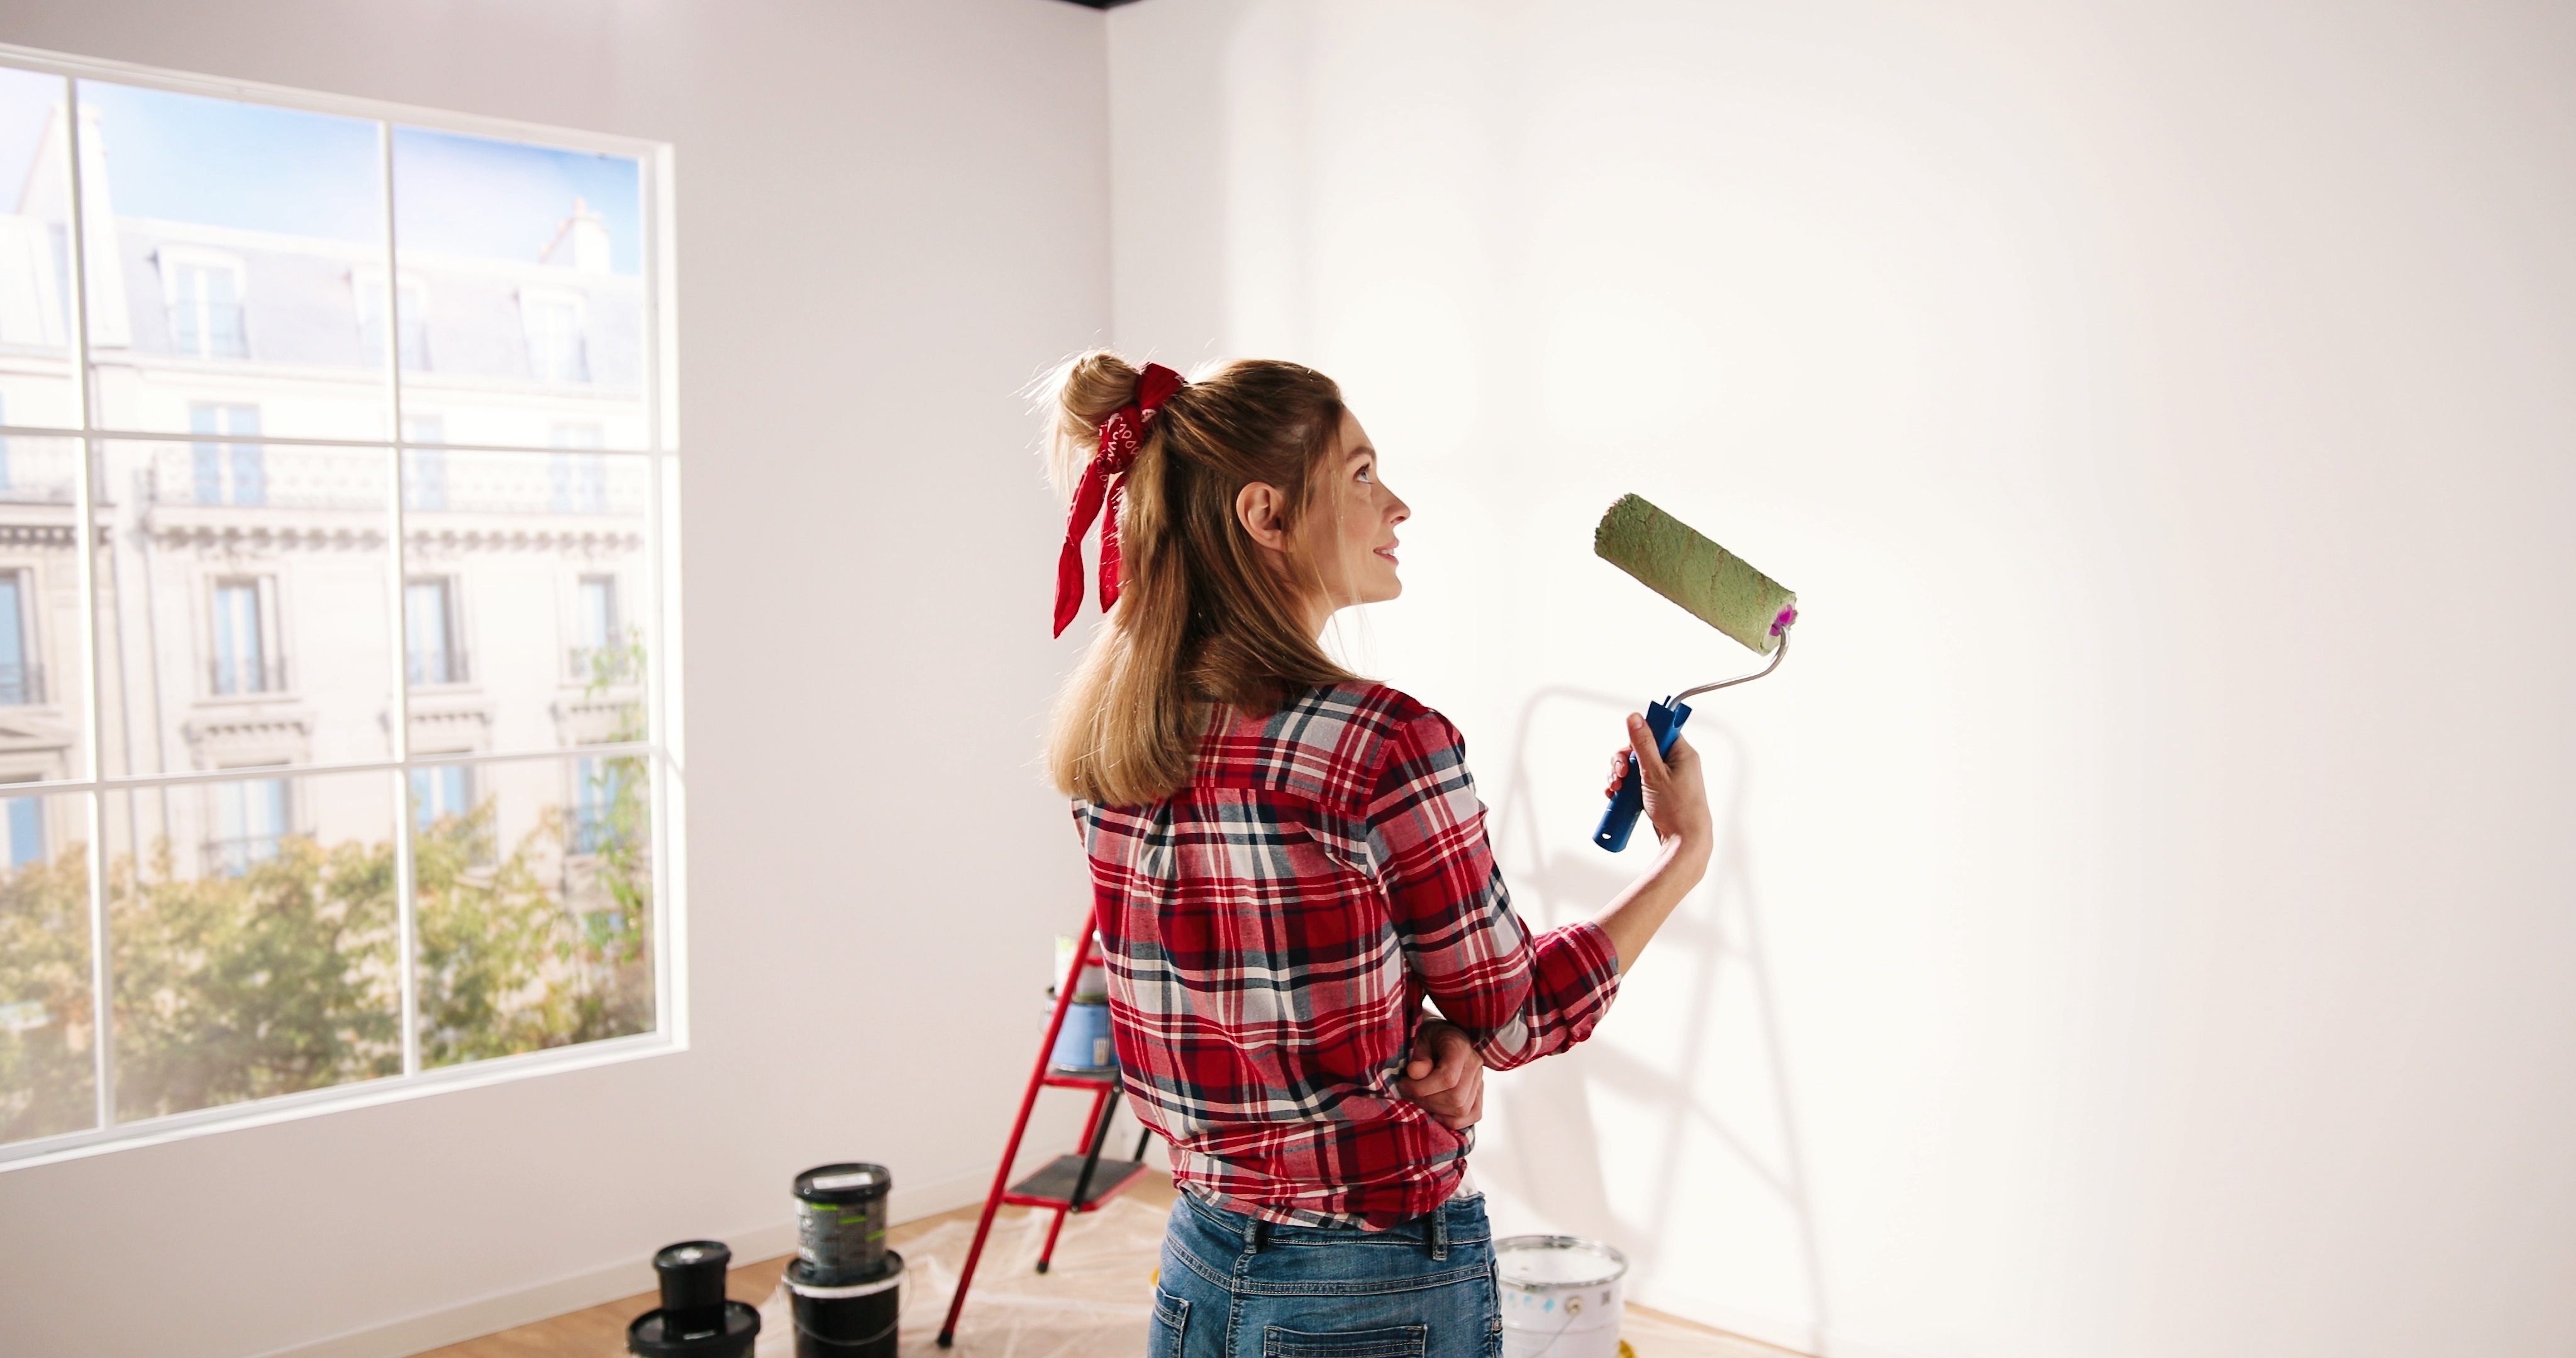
[1356,466,1374,483]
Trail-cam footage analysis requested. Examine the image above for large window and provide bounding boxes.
[0,52,673,1161]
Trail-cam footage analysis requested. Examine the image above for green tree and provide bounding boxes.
[0,849,98,1144]
[108,833,399,1121]
[1,643,656,1144]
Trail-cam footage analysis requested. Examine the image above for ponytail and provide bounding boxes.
[1040,351,1355,805]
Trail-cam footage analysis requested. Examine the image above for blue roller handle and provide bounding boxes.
[1594,698,1691,852]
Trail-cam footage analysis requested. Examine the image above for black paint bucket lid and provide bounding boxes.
[794,1162,891,1205]
[626,1299,760,1357]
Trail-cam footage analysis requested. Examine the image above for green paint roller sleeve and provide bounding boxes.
[1593,494,1797,654]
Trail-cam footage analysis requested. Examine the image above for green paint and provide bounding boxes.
[1594,494,1797,655]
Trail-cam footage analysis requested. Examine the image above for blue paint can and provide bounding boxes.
[1048,996,1114,1071]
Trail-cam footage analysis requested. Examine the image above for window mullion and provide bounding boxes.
[60,72,116,1134]
[378,118,421,1082]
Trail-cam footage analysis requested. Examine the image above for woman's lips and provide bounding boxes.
[1374,543,1399,564]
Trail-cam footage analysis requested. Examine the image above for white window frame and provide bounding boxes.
[0,40,682,1172]
[155,245,250,359]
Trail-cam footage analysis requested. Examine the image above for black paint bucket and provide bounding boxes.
[793,1162,890,1284]
[627,1240,760,1357]
[786,1251,902,1357]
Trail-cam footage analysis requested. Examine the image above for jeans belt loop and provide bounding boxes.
[1248,1218,1270,1254]
[1428,1203,1450,1261]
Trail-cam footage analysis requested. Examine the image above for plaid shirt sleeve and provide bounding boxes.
[1364,707,1620,1070]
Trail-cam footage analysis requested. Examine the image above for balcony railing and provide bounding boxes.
[406,649,474,686]
[209,658,290,697]
[0,661,43,705]
[567,644,640,685]
[146,446,646,517]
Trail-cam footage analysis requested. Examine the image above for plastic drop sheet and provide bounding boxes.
[754,1196,1169,1358]
[740,1195,1801,1357]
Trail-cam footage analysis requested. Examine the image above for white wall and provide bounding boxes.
[0,3,1113,1355]
[1109,3,2576,1356]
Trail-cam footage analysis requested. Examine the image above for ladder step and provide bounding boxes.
[1004,1155,1147,1210]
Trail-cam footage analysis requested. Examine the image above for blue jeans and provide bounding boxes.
[1150,1191,1501,1357]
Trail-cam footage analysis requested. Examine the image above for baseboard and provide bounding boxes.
[1629,1283,1936,1358]
[252,1169,992,1358]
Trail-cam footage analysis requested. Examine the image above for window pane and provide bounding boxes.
[0,788,95,1147]
[104,769,400,1122]
[0,68,79,430]
[392,127,646,450]
[415,754,652,1068]
[403,449,647,753]
[95,441,394,775]
[0,436,85,778]
[76,80,389,437]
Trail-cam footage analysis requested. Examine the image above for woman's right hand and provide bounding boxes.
[1604,714,1712,851]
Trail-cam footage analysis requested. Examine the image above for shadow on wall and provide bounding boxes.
[1485,686,1831,1349]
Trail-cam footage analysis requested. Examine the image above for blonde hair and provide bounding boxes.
[1041,351,1357,805]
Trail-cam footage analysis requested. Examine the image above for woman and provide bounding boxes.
[1042,353,1711,1357]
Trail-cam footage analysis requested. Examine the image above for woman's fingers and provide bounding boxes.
[1627,712,1670,788]
[1604,742,1633,799]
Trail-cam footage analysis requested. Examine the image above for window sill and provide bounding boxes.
[0,1030,680,1173]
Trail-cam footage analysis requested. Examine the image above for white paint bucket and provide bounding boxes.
[1496,1235,1628,1358]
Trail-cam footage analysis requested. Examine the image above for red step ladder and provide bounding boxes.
[937,927,1153,1347]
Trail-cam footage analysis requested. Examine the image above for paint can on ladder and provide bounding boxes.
[1496,1235,1628,1358]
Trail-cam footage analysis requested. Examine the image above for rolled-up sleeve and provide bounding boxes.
[1364,709,1620,1070]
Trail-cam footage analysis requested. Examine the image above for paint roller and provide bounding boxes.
[1591,493,1799,852]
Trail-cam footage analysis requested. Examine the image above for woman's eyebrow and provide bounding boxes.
[1347,443,1376,460]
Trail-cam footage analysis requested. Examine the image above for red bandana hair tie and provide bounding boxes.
[1054,363,1186,637]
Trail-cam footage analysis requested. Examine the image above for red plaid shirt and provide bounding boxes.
[1075,682,1621,1229]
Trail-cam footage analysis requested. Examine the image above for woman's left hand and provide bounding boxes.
[1397,1019,1485,1130]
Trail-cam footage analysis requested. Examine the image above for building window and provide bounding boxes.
[189,402,265,506]
[573,756,625,855]
[356,272,431,371]
[0,570,37,705]
[521,289,589,384]
[209,577,282,695]
[3,781,42,869]
[410,764,474,829]
[571,574,621,682]
[208,776,290,876]
[405,577,466,685]
[161,250,249,358]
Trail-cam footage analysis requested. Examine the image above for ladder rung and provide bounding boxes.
[1004,1154,1147,1210]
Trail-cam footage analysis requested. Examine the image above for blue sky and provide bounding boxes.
[2,74,641,275]
[395,126,643,276]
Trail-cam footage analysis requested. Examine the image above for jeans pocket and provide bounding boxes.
[1262,1324,1428,1358]
[1151,1289,1192,1358]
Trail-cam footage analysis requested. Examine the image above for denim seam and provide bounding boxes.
[1169,1236,1237,1295]
[1230,1261,1494,1298]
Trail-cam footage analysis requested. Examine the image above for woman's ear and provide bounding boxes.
[1235,482,1292,553]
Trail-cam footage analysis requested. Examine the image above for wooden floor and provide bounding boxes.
[420,1173,1785,1357]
